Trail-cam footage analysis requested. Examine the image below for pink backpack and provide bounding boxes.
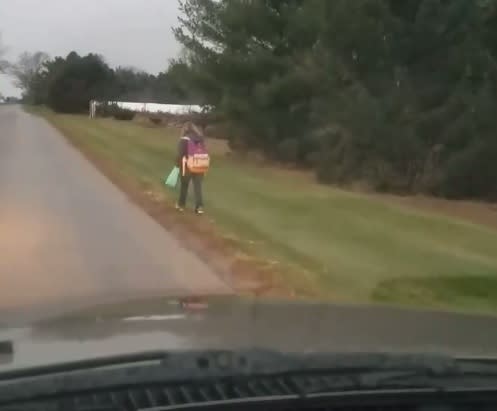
[186,139,210,174]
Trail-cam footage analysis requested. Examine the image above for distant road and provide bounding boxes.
[0,106,230,315]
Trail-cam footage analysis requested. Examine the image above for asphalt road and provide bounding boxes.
[0,106,230,314]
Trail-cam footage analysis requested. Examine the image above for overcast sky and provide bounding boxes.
[0,0,181,97]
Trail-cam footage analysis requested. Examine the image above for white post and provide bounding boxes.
[89,100,94,119]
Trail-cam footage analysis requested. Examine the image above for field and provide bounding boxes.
[36,109,497,313]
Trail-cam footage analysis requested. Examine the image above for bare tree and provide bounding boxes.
[9,51,49,92]
[0,33,9,73]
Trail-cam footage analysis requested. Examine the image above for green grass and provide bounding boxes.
[35,109,497,313]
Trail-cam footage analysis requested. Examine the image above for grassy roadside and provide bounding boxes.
[32,107,497,313]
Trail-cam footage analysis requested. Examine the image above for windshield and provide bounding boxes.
[1,0,497,371]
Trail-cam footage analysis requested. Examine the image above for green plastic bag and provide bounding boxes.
[164,166,180,188]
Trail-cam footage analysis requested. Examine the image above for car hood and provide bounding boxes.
[1,295,497,372]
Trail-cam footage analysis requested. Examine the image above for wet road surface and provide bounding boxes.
[0,106,231,315]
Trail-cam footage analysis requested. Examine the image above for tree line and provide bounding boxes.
[9,51,192,113]
[174,0,497,200]
[5,0,497,200]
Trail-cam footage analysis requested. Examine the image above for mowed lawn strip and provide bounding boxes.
[38,110,497,313]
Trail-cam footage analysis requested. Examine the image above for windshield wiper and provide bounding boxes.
[0,350,496,408]
[357,357,497,392]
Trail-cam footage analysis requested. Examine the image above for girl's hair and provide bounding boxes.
[192,123,203,137]
[181,122,195,136]
[181,122,203,138]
